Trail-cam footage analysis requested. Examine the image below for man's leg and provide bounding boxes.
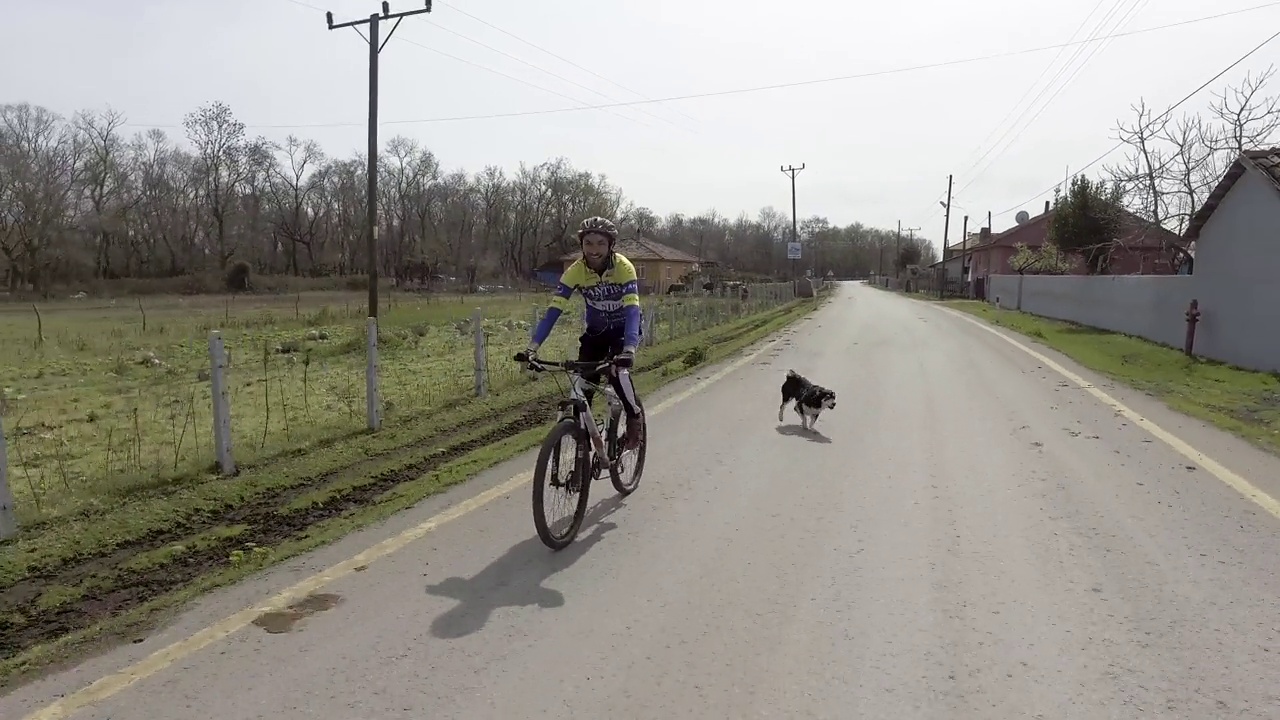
[577,331,610,409]
[606,335,645,450]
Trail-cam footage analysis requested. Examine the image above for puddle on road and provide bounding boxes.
[251,592,343,634]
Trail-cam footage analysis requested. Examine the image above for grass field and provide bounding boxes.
[944,300,1280,456]
[0,286,792,527]
[0,283,827,687]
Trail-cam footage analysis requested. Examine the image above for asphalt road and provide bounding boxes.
[7,282,1280,719]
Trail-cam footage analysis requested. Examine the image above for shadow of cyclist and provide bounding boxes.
[424,494,625,639]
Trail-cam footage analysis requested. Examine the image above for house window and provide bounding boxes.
[637,264,646,279]
[665,265,672,280]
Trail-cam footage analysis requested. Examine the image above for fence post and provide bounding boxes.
[473,307,487,398]
[644,304,655,347]
[208,331,236,476]
[0,411,15,540]
[366,317,381,431]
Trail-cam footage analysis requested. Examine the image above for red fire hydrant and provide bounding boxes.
[1184,299,1201,356]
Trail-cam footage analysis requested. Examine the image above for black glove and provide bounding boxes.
[614,350,634,369]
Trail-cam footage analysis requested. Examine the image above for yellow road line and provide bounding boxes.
[937,304,1280,520]
[23,321,802,720]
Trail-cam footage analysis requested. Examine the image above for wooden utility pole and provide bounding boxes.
[939,174,953,298]
[325,0,434,318]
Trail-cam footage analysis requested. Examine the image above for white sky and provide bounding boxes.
[3,0,1279,257]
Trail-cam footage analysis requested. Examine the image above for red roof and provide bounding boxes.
[560,236,701,263]
[970,206,1180,252]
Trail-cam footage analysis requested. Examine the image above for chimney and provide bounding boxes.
[979,227,991,242]
[1044,200,1051,214]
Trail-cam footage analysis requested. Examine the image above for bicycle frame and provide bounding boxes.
[514,352,629,466]
[559,367,624,461]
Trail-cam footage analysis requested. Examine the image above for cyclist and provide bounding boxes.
[524,216,645,450]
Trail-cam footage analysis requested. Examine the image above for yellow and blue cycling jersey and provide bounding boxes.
[531,252,643,349]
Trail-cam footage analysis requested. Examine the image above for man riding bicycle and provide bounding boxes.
[524,216,645,450]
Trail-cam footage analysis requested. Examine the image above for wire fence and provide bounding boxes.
[0,282,804,535]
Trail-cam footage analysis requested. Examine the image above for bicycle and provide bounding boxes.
[513,351,648,550]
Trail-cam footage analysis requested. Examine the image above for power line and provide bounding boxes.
[950,0,1109,179]
[122,3,1280,130]
[407,4,701,131]
[282,0,662,131]
[955,0,1141,197]
[436,2,701,125]
[1090,0,1154,60]
[992,27,1280,219]
[986,0,1149,159]
[920,0,1141,228]
[923,0,1117,223]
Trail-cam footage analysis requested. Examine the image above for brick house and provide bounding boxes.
[559,236,701,294]
[965,200,1185,283]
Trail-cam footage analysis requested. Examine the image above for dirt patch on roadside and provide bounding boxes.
[0,306,795,666]
[0,402,551,661]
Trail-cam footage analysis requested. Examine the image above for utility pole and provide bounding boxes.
[894,221,919,283]
[939,174,953,299]
[781,164,804,288]
[896,220,906,281]
[325,1,433,319]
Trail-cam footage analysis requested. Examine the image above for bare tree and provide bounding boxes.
[0,103,86,293]
[183,101,253,269]
[1107,66,1280,238]
[1209,66,1280,154]
[1,97,925,294]
[267,135,326,275]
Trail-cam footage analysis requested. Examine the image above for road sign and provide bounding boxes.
[786,242,802,260]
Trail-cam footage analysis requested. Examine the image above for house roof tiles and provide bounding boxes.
[560,236,702,263]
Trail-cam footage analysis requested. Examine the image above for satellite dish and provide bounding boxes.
[1015,210,1030,224]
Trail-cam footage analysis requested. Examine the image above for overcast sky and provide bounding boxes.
[3,0,1278,255]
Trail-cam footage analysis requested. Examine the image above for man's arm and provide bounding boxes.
[614,257,643,351]
[529,264,580,350]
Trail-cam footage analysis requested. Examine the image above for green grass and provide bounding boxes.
[0,289,826,687]
[945,300,1280,455]
[1,286,794,527]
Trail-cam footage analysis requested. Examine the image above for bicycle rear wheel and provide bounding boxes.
[607,398,647,496]
[532,419,592,550]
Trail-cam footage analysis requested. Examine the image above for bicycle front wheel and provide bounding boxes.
[532,419,592,550]
[607,398,647,496]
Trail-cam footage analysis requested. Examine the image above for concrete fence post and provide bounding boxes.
[366,317,381,431]
[208,331,236,475]
[0,412,16,540]
[473,307,487,398]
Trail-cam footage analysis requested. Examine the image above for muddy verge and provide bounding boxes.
[0,309,789,663]
[0,403,551,661]
[2,389,560,594]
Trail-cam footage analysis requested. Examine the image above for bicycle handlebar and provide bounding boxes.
[513,352,619,374]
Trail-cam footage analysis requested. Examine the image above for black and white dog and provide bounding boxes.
[778,369,837,431]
